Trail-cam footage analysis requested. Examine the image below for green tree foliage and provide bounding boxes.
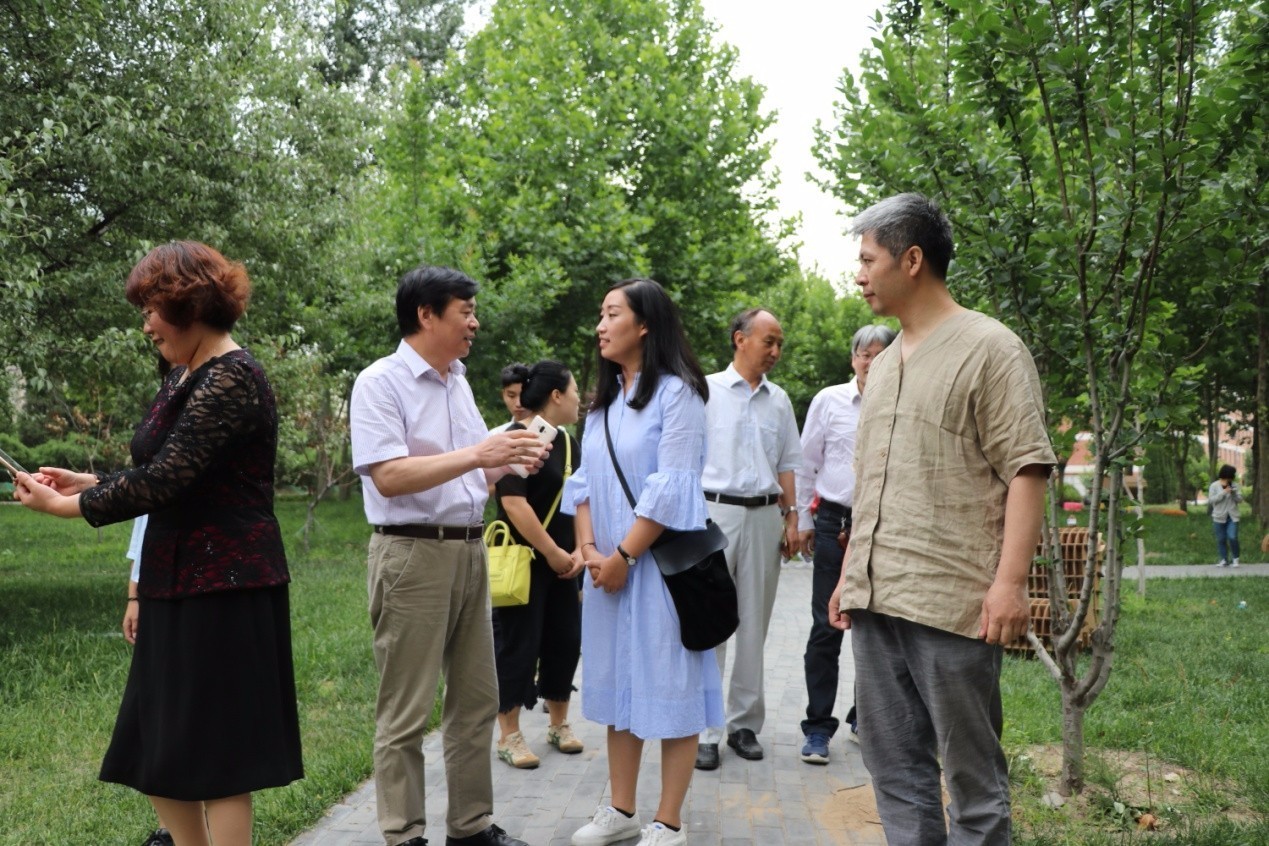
[378,0,793,409]
[309,0,466,86]
[815,0,1266,794]
[0,0,465,492]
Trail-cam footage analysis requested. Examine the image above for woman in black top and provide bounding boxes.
[15,242,302,846]
[492,360,586,769]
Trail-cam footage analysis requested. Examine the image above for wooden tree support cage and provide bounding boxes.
[1006,526,1102,656]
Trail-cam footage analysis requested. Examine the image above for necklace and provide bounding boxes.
[178,337,239,383]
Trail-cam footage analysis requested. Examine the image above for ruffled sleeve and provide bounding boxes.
[634,378,709,531]
[560,414,593,516]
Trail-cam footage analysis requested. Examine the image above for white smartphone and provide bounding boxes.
[507,416,557,477]
[526,415,558,446]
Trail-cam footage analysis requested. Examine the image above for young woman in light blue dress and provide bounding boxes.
[564,278,723,846]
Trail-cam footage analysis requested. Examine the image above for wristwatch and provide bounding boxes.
[617,544,637,567]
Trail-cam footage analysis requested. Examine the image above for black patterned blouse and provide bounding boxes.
[80,350,290,599]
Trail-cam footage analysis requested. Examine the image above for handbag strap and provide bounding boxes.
[540,428,572,531]
[603,406,638,512]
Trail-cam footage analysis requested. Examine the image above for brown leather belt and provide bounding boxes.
[374,523,485,542]
[704,491,780,508]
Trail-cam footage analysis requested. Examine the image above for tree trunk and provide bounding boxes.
[1203,381,1219,480]
[1173,432,1190,512]
[1255,273,1268,529]
[1059,686,1086,796]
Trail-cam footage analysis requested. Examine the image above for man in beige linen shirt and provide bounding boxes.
[829,194,1055,846]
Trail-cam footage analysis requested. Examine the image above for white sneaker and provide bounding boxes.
[572,806,642,846]
[1216,559,1227,567]
[1232,558,1241,568]
[636,822,687,846]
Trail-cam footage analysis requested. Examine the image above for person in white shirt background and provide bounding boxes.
[793,324,895,764]
[489,363,532,434]
[694,308,802,772]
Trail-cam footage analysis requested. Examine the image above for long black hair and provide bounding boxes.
[591,278,708,411]
[520,360,573,413]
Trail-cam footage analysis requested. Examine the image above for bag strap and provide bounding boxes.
[483,519,514,547]
[540,428,572,531]
[604,406,638,511]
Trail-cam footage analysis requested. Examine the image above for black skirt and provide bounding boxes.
[100,584,304,800]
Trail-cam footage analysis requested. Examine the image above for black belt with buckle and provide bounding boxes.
[374,523,485,542]
[703,491,780,508]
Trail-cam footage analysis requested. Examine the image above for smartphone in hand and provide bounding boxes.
[526,415,557,446]
[0,445,27,480]
[507,416,557,478]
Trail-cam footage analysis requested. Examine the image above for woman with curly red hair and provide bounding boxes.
[14,241,302,846]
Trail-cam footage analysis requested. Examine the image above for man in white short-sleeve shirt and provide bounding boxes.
[694,309,802,771]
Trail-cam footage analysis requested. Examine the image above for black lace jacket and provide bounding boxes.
[80,350,290,599]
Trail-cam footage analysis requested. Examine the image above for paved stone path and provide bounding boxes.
[290,558,1265,846]
[288,560,884,846]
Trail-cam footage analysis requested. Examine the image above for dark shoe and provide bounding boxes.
[727,728,764,760]
[141,831,174,846]
[400,837,428,846]
[446,823,528,846]
[694,742,720,770]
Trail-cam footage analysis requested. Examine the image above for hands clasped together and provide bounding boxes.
[579,543,628,594]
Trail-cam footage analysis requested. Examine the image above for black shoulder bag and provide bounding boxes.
[603,406,738,651]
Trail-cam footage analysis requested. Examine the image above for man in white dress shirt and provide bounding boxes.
[350,265,544,846]
[694,308,802,771]
[794,324,896,764]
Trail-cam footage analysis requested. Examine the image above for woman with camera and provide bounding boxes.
[14,241,302,846]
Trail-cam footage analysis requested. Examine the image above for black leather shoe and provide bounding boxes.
[445,823,527,846]
[399,838,428,846]
[727,728,764,760]
[694,742,720,770]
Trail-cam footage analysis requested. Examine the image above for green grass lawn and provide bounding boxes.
[1003,577,1268,843]
[1061,504,1263,566]
[1,496,1265,844]
[0,495,381,846]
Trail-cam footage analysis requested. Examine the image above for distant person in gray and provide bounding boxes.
[1208,464,1242,567]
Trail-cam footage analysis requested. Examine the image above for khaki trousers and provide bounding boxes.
[367,532,498,844]
[702,500,784,744]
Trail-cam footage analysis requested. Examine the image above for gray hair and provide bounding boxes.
[729,307,776,350]
[852,324,897,355]
[851,193,954,279]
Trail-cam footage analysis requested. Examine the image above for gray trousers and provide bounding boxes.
[702,501,783,743]
[851,610,1011,846]
[368,533,499,844]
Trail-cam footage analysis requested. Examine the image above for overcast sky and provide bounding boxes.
[699,0,885,283]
